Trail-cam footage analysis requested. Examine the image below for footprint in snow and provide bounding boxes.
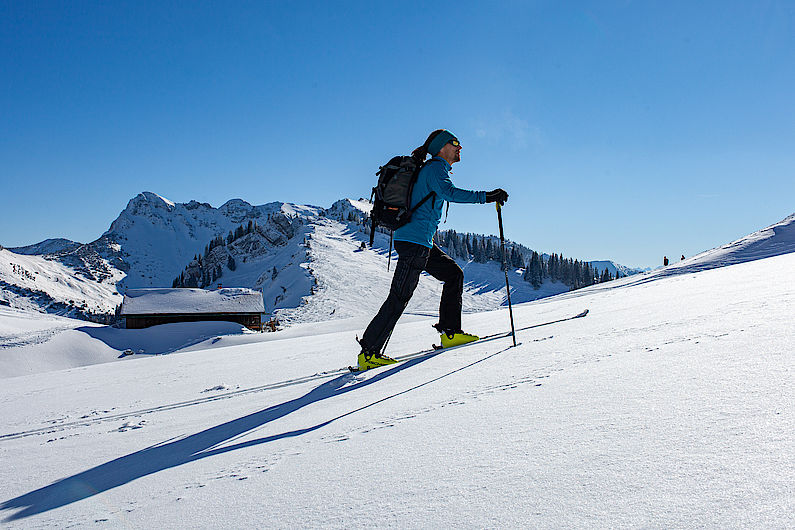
[202,385,229,393]
[115,420,146,432]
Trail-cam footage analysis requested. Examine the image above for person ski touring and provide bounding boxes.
[356,129,509,371]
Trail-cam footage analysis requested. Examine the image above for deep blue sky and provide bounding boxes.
[2,1,793,268]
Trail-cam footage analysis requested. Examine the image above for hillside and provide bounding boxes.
[0,248,123,317]
[0,241,792,527]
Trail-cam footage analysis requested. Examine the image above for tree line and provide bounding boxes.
[523,252,618,289]
[434,229,619,291]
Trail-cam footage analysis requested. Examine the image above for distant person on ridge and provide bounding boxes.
[356,129,509,371]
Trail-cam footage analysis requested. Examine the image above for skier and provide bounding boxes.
[356,129,509,371]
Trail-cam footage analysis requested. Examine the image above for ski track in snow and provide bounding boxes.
[19,319,754,523]
[0,312,587,442]
[0,321,743,467]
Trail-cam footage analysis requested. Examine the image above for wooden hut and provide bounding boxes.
[121,288,264,331]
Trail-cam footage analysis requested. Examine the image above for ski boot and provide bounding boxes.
[357,350,399,371]
[355,338,399,371]
[439,329,480,348]
[433,323,480,349]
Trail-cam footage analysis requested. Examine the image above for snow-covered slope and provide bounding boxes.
[0,248,123,317]
[0,246,792,527]
[670,212,795,272]
[273,214,569,326]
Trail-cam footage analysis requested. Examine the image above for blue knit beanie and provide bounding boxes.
[427,130,458,156]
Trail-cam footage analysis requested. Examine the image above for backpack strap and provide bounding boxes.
[406,158,434,214]
[409,191,435,214]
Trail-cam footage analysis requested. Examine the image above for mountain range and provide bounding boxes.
[3,191,788,325]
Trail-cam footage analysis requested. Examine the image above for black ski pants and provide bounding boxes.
[361,241,464,354]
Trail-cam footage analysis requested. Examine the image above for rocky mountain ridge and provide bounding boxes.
[1,193,666,322]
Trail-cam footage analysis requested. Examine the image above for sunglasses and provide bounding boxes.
[449,139,461,147]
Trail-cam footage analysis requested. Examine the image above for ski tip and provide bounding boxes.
[576,309,589,318]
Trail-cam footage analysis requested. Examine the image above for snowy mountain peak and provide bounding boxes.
[139,191,176,208]
[218,198,257,223]
[327,198,371,222]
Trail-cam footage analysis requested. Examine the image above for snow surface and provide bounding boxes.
[0,244,793,527]
[121,288,265,315]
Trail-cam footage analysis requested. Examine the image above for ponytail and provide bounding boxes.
[411,129,446,162]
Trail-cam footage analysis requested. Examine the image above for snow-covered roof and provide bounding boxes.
[121,288,264,315]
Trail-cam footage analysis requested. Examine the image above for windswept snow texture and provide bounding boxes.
[0,247,793,527]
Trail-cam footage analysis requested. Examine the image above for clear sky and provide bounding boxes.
[2,1,793,268]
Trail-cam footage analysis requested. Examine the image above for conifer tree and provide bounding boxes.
[525,251,543,289]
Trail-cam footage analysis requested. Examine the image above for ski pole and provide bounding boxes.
[496,202,517,347]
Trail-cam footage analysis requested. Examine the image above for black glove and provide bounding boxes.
[485,188,509,205]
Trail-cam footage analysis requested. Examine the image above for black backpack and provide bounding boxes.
[369,155,435,252]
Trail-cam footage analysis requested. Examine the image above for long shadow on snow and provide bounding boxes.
[1,353,440,521]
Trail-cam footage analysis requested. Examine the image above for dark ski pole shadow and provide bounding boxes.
[0,353,437,522]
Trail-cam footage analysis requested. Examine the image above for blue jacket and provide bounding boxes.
[393,157,486,248]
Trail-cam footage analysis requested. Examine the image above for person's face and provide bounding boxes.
[438,139,462,164]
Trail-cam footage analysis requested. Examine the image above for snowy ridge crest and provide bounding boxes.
[660,212,795,276]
